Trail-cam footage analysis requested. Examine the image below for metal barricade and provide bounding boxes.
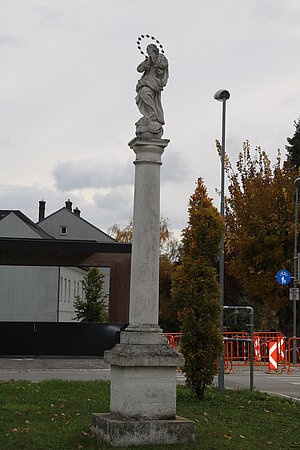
[165,332,181,352]
[287,337,300,373]
[223,332,250,366]
[165,330,290,376]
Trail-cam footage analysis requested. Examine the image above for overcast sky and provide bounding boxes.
[1,0,299,237]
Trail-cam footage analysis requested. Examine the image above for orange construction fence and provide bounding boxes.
[287,337,300,373]
[165,331,298,373]
[165,332,181,352]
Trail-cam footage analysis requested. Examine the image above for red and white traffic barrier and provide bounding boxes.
[269,341,278,371]
[254,337,261,362]
[277,337,285,362]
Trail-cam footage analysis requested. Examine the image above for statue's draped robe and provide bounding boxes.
[135,54,169,125]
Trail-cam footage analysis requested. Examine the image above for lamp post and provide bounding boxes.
[293,178,300,364]
[214,89,230,391]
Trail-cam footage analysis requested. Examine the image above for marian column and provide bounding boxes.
[92,36,195,447]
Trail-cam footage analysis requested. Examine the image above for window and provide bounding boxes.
[59,277,63,301]
[60,226,68,236]
[64,278,67,301]
[68,280,71,302]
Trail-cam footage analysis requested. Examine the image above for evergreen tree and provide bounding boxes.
[286,118,300,169]
[172,178,224,400]
[73,268,108,322]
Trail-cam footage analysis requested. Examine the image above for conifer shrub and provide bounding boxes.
[172,178,224,399]
[73,268,108,322]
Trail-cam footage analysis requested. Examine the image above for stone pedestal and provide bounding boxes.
[91,138,195,446]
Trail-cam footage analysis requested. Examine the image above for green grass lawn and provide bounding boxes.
[0,379,299,449]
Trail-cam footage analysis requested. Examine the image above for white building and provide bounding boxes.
[0,201,115,322]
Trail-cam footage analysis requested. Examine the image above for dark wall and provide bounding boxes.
[109,257,131,322]
[0,322,128,357]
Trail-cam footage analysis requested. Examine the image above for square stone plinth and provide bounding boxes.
[91,413,196,447]
[110,365,177,419]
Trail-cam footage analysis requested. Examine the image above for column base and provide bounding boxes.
[91,413,196,447]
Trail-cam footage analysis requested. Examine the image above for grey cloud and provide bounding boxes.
[35,6,65,23]
[0,185,68,223]
[53,159,134,191]
[0,33,23,46]
[0,183,124,232]
[93,186,133,220]
[161,148,188,183]
[53,149,187,192]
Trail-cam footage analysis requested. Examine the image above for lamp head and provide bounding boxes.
[214,89,230,101]
[294,178,300,189]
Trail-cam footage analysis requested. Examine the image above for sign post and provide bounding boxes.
[289,287,299,301]
[276,270,291,286]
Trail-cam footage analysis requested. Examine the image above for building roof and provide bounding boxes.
[37,206,116,242]
[0,210,53,240]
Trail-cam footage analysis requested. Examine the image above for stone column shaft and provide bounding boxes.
[128,138,169,327]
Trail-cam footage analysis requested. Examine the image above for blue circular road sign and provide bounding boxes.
[276,270,291,285]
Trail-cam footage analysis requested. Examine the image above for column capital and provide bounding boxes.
[128,137,170,150]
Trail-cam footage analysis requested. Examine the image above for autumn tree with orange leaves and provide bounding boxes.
[225,141,297,331]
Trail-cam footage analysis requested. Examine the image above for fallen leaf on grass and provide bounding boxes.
[65,421,70,426]
[60,403,65,408]
[51,404,54,408]
[22,428,30,433]
[203,411,208,416]
[264,409,270,413]
[224,434,232,440]
[25,420,30,424]
[12,428,18,433]
[76,413,80,416]
[82,431,88,436]
[240,435,245,439]
[5,433,9,437]
[238,405,245,409]
[78,445,83,450]
[266,441,272,445]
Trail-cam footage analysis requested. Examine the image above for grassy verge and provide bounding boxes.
[0,380,299,449]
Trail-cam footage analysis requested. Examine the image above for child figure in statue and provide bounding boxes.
[135,44,169,139]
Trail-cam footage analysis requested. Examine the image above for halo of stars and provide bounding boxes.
[137,34,164,58]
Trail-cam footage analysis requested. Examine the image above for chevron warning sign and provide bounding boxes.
[269,341,278,371]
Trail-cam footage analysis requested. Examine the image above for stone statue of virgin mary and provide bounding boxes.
[135,43,169,139]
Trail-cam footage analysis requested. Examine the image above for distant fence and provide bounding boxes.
[0,322,128,357]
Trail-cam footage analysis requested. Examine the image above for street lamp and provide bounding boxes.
[293,177,300,364]
[214,89,230,391]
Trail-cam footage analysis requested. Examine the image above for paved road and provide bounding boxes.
[0,358,111,382]
[0,358,299,401]
[218,366,300,401]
